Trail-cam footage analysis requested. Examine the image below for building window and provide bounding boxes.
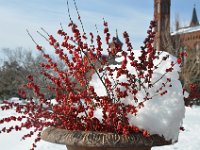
[161,3,169,14]
[156,42,159,50]
[195,43,199,50]
[195,44,200,63]
[161,4,165,13]
[167,4,169,13]
[157,3,160,13]
[158,20,160,31]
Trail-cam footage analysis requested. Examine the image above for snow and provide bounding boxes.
[153,106,200,150]
[171,25,200,35]
[0,101,199,150]
[90,50,185,142]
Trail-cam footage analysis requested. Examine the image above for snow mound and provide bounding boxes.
[90,50,185,142]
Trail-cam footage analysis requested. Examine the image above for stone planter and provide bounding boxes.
[41,127,172,150]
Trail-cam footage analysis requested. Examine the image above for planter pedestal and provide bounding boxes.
[41,127,172,150]
[67,145,151,150]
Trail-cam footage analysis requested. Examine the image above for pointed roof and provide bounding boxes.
[115,29,123,47]
[190,5,199,27]
[109,30,123,48]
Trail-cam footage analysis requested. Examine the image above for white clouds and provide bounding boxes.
[70,5,153,49]
[0,7,32,49]
[0,0,153,51]
[0,6,64,50]
[0,0,198,51]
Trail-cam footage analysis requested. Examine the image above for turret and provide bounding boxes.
[190,5,199,27]
[154,0,171,51]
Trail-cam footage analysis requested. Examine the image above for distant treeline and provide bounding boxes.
[0,47,65,100]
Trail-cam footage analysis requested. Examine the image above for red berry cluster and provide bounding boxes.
[184,84,200,106]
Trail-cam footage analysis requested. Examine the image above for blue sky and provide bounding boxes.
[0,0,199,53]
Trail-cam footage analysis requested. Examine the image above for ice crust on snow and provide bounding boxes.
[90,50,185,142]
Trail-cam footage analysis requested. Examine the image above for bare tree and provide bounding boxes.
[0,47,66,100]
[0,60,28,99]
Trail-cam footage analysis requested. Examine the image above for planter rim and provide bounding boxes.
[41,127,173,148]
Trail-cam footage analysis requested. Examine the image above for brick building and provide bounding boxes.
[171,5,200,61]
[154,0,200,91]
[154,0,200,55]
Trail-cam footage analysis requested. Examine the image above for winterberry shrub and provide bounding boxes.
[0,1,186,149]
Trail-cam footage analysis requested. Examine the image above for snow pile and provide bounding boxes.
[90,50,185,142]
[6,97,25,104]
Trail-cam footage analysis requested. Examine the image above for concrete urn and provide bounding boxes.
[41,127,172,150]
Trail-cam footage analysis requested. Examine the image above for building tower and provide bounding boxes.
[154,0,171,51]
[190,5,199,27]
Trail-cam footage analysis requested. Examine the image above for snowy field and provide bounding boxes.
[0,103,199,150]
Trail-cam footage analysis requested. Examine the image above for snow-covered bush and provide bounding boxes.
[0,1,185,149]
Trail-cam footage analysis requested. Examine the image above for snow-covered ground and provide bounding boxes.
[153,106,200,150]
[0,104,199,150]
